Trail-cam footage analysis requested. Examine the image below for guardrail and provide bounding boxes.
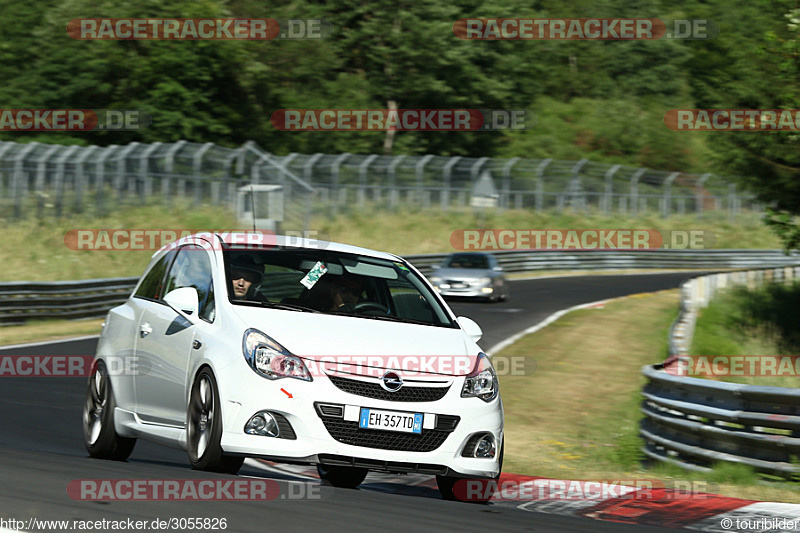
[640,364,800,476]
[641,265,800,477]
[0,277,138,325]
[2,249,799,326]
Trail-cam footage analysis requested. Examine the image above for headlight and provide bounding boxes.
[242,328,312,381]
[475,277,492,285]
[461,352,498,402]
[429,276,442,284]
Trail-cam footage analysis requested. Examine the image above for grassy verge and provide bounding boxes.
[496,289,800,503]
[0,318,102,347]
[690,282,800,387]
[0,202,779,282]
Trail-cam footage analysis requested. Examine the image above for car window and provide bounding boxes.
[134,250,176,300]
[224,248,455,327]
[163,245,215,322]
[445,254,489,269]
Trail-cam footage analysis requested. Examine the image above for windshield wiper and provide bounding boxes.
[359,314,432,326]
[236,300,321,313]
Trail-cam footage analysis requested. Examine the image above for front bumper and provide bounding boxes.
[218,368,503,478]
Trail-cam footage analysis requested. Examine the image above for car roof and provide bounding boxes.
[155,231,402,262]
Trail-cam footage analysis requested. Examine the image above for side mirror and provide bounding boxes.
[164,287,199,317]
[457,316,483,343]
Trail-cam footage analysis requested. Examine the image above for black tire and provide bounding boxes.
[187,368,244,474]
[83,360,136,461]
[317,464,368,488]
[437,439,504,503]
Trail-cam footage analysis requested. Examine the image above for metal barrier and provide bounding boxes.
[641,265,800,477]
[0,277,138,325]
[640,364,800,476]
[2,249,799,325]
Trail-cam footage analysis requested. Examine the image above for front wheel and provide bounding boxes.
[187,369,244,474]
[317,464,368,488]
[83,360,136,461]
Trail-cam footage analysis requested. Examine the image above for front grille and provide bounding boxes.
[328,374,450,402]
[318,454,449,475]
[272,412,297,440]
[319,418,455,452]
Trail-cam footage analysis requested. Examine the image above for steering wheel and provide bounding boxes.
[354,301,390,315]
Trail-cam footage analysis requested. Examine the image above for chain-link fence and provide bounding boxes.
[0,139,760,227]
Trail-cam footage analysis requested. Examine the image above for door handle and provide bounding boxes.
[140,323,153,338]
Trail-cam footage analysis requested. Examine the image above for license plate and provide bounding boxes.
[359,408,423,434]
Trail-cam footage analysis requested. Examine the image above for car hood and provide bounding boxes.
[434,268,493,279]
[230,305,480,376]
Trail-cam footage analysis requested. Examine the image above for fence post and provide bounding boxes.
[387,155,405,210]
[114,142,139,203]
[603,164,620,215]
[414,155,434,208]
[95,145,118,216]
[501,157,520,210]
[661,172,679,218]
[192,142,214,206]
[356,154,375,210]
[54,145,80,217]
[535,159,551,211]
[35,145,61,217]
[443,156,462,210]
[72,145,97,214]
[696,173,712,216]
[568,158,588,211]
[12,142,39,218]
[164,140,187,205]
[630,168,645,216]
[137,142,161,204]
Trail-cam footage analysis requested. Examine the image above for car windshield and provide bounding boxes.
[224,248,455,328]
[444,254,489,270]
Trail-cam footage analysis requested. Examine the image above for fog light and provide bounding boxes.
[245,411,279,437]
[481,287,493,294]
[473,435,496,459]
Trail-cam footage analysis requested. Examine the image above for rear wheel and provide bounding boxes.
[317,464,368,488]
[83,360,136,460]
[187,369,244,474]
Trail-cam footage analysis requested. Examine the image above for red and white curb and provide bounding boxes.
[247,461,800,531]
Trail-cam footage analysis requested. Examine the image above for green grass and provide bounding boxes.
[0,203,780,281]
[495,289,800,503]
[690,282,800,387]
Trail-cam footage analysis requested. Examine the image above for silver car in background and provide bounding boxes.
[429,252,509,302]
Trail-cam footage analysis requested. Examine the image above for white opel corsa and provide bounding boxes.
[83,232,503,499]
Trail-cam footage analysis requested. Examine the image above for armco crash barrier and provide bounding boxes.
[2,250,799,325]
[641,265,800,477]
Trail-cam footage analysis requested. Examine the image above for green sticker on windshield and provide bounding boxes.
[394,262,409,271]
[300,261,328,289]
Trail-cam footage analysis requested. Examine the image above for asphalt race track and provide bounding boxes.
[0,273,711,532]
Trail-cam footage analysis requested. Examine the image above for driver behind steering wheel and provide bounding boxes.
[331,275,364,314]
